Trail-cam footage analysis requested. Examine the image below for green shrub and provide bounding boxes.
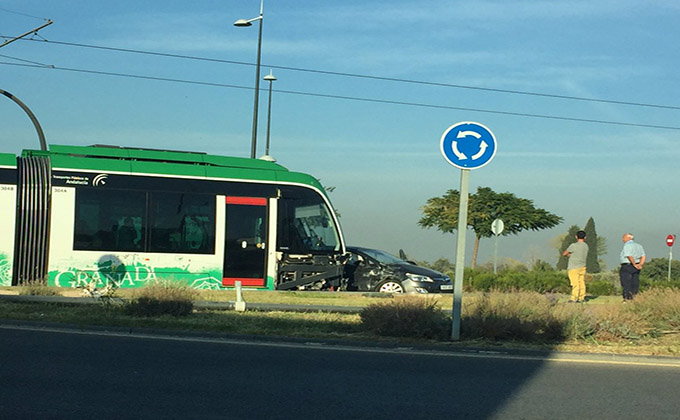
[640,258,680,282]
[360,297,449,339]
[556,306,598,341]
[465,269,569,294]
[466,272,496,291]
[640,279,680,292]
[515,271,567,293]
[532,259,555,272]
[587,280,617,297]
[124,281,197,317]
[587,271,620,296]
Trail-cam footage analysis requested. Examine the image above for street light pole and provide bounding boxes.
[234,0,264,159]
[263,70,277,157]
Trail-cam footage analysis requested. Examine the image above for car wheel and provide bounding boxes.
[376,280,405,294]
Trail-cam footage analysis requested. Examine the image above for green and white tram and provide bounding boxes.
[0,144,346,291]
[0,152,17,287]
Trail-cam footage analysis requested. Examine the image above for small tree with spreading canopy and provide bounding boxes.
[419,187,563,268]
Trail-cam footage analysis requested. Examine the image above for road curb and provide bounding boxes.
[0,293,364,313]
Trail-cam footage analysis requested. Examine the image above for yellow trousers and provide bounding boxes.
[567,266,587,302]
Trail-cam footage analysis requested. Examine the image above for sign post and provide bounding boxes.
[667,234,675,281]
[451,168,469,340]
[491,219,504,274]
[440,122,497,340]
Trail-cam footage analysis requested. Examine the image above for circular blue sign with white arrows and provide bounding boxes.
[440,121,497,169]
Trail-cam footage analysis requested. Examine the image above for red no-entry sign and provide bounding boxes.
[667,234,676,247]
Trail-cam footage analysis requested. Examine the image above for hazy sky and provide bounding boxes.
[2,0,679,270]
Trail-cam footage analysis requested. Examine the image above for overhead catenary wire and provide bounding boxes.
[0,6,49,21]
[14,38,680,112]
[0,53,52,67]
[2,60,680,132]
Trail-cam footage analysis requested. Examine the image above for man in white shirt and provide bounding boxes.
[619,233,646,301]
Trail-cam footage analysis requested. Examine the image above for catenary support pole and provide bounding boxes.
[1,89,47,151]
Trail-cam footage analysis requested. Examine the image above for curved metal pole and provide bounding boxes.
[1,88,47,151]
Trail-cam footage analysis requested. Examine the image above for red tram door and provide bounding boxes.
[223,197,268,287]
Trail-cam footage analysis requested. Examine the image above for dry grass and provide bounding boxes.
[124,281,198,317]
[361,296,449,339]
[16,281,60,296]
[461,291,565,341]
[357,289,680,354]
[1,286,679,356]
[461,289,680,347]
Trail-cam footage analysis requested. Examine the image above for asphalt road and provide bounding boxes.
[1,324,679,420]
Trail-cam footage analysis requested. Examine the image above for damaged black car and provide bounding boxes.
[344,246,453,294]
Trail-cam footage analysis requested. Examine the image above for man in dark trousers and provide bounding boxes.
[619,233,646,301]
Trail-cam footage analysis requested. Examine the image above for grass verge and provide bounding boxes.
[0,288,679,357]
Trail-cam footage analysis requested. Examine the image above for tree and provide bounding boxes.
[418,258,455,276]
[556,225,581,270]
[532,259,555,272]
[583,217,601,273]
[418,187,563,268]
[555,218,605,273]
[596,236,608,267]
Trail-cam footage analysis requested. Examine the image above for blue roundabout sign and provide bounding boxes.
[440,122,497,170]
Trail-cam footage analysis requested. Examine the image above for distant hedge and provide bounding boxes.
[465,269,569,294]
[459,267,680,296]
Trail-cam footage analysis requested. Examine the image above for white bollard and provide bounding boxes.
[234,280,246,312]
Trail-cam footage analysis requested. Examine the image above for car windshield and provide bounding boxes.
[359,248,404,265]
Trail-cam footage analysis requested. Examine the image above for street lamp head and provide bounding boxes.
[233,18,253,27]
[264,71,277,82]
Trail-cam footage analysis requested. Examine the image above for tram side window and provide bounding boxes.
[74,189,146,252]
[149,193,215,254]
